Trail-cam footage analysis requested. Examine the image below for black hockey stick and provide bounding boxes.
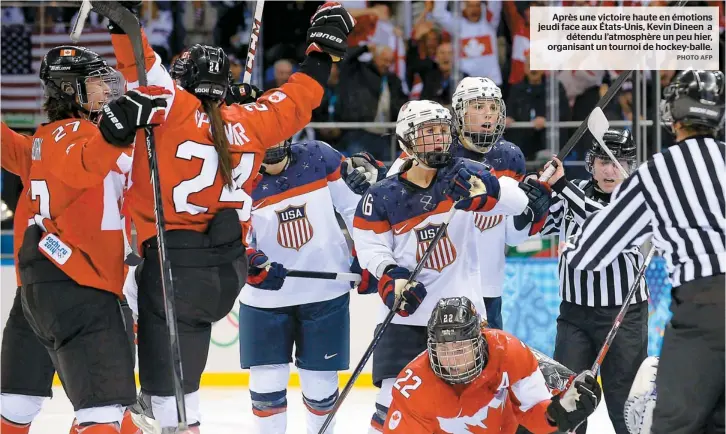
[86,1,189,431]
[318,207,460,434]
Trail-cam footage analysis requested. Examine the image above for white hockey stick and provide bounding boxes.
[242,0,265,84]
[587,107,630,179]
[69,0,92,42]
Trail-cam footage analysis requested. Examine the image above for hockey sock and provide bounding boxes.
[1,417,30,434]
[303,390,338,434]
[250,389,287,434]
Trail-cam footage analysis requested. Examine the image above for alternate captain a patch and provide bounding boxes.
[276,204,314,250]
[474,213,503,232]
[415,223,457,272]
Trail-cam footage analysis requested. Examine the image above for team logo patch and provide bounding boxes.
[388,410,402,430]
[276,204,313,250]
[415,224,457,272]
[474,213,503,232]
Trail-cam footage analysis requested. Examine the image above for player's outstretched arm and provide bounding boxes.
[1,122,33,178]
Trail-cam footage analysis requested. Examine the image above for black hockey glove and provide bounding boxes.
[99,86,170,147]
[306,2,356,61]
[225,83,261,106]
[512,178,552,235]
[107,1,143,34]
[546,370,601,432]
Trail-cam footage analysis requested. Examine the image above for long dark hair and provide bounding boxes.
[201,98,233,188]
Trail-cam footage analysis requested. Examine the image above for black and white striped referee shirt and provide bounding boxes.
[543,178,648,307]
[565,135,726,288]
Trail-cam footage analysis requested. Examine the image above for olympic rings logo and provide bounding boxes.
[210,311,240,348]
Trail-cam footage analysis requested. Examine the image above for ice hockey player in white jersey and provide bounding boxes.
[353,99,533,432]
[386,77,552,329]
[238,138,378,434]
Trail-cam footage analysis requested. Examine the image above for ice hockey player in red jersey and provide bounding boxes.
[9,45,162,434]
[102,2,356,432]
[384,297,601,434]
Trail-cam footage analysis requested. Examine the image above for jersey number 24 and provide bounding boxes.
[172,141,256,220]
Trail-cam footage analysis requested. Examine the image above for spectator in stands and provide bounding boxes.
[505,52,570,160]
[336,44,407,160]
[140,0,173,65]
[406,37,460,106]
[427,0,503,85]
[228,54,243,83]
[263,58,294,90]
[313,63,342,148]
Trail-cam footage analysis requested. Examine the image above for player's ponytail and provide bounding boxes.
[202,98,234,188]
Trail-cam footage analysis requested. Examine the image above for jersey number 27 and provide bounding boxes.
[172,141,255,220]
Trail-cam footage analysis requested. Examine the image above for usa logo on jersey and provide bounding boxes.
[415,224,457,272]
[474,213,503,232]
[276,204,314,250]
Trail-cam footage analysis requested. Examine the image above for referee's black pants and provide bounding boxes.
[652,273,725,434]
[553,300,648,434]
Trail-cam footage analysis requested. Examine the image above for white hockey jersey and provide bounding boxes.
[353,158,527,326]
[387,141,532,297]
[239,141,361,308]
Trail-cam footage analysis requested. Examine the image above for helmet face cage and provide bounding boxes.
[78,67,124,113]
[427,335,486,384]
[263,139,292,165]
[401,118,453,169]
[456,96,506,153]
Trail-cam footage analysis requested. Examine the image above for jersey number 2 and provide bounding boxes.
[393,368,422,399]
[172,141,255,219]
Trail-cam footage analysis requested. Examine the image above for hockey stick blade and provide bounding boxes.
[588,107,630,179]
[89,1,146,86]
[70,0,92,42]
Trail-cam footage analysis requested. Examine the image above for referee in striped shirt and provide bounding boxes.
[564,69,725,434]
[541,129,647,434]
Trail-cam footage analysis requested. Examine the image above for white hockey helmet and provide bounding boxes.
[396,100,453,169]
[452,77,506,154]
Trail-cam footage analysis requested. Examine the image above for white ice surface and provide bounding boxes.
[24,387,616,433]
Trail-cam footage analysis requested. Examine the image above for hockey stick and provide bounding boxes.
[86,2,189,431]
[318,207,460,434]
[588,107,630,179]
[242,0,265,84]
[539,71,632,182]
[69,0,92,42]
[568,243,657,433]
[287,270,362,283]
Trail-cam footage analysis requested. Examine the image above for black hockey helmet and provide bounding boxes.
[661,69,725,135]
[171,44,230,102]
[264,138,292,165]
[427,297,488,385]
[586,128,637,174]
[39,45,123,121]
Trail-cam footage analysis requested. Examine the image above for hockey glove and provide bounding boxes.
[225,83,261,106]
[378,266,427,317]
[546,370,601,432]
[340,152,386,195]
[350,247,378,294]
[512,178,552,235]
[445,165,500,212]
[246,248,287,291]
[306,2,356,61]
[99,86,170,147]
